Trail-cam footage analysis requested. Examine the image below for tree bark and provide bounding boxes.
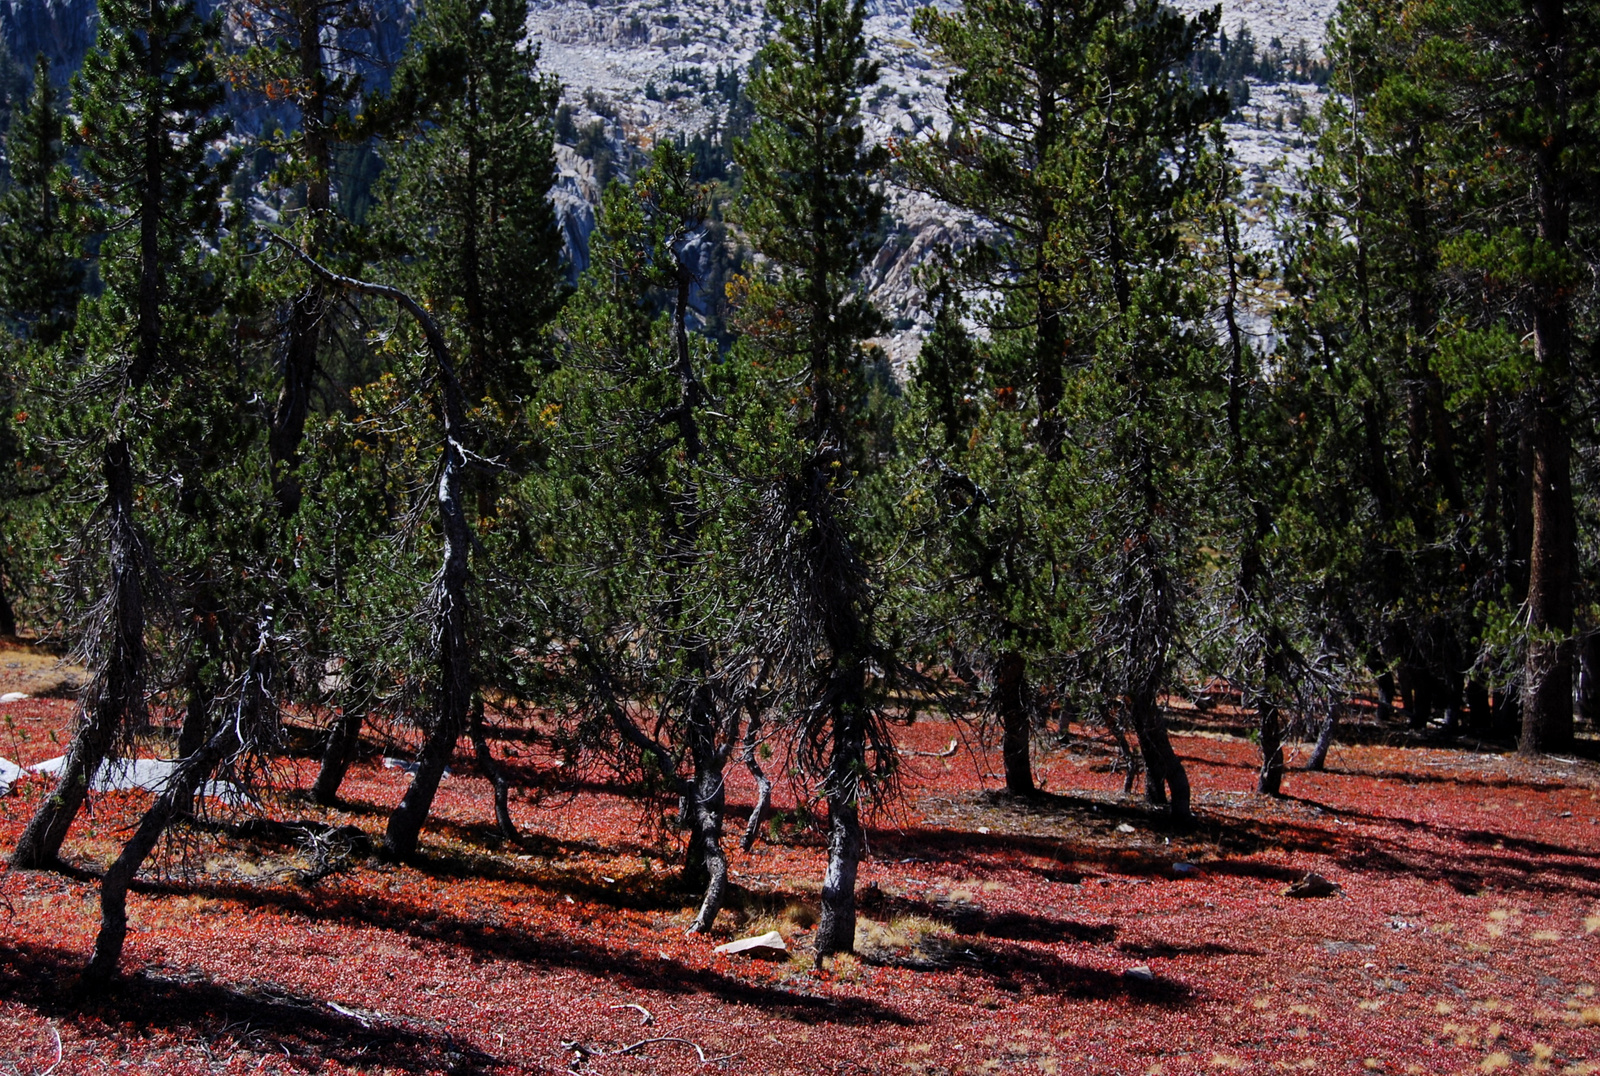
[1305,703,1338,772]
[1134,696,1191,825]
[996,650,1033,795]
[84,721,234,985]
[1519,0,1576,756]
[739,709,773,853]
[311,708,364,806]
[813,687,866,961]
[0,571,16,637]
[685,750,730,935]
[469,699,519,841]
[12,440,145,870]
[1256,696,1286,795]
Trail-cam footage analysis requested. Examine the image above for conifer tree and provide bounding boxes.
[232,0,376,518]
[12,0,232,870]
[377,0,564,403]
[901,0,1226,815]
[0,56,83,345]
[0,55,83,639]
[732,0,895,959]
[540,144,756,932]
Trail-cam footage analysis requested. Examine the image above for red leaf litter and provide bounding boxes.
[0,694,1596,1076]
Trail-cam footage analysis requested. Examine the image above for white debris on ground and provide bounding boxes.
[27,756,250,806]
[0,758,22,796]
[0,691,29,704]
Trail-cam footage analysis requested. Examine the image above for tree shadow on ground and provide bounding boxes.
[0,938,504,1075]
[952,941,1196,1006]
[129,875,916,1028]
[893,790,1600,902]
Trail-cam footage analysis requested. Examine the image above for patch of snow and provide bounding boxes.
[28,755,249,805]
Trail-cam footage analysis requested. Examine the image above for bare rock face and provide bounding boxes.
[0,0,98,82]
[0,0,1334,369]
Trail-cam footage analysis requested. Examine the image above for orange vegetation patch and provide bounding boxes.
[0,698,1597,1075]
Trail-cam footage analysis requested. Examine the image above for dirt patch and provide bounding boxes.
[0,639,87,699]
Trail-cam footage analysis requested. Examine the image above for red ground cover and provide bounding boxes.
[0,695,1596,1076]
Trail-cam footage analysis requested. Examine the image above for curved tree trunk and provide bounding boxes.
[84,722,234,985]
[739,709,773,853]
[469,698,519,841]
[13,439,145,870]
[311,708,364,806]
[270,240,478,861]
[685,751,730,935]
[1305,703,1338,772]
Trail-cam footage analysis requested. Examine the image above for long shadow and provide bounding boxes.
[129,875,916,1029]
[957,942,1195,1006]
[0,938,504,1074]
[895,791,1599,901]
[1115,939,1261,959]
[1311,764,1588,792]
[874,890,1118,945]
[1283,795,1600,862]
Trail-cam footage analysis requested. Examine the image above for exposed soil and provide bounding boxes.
[0,661,1596,1076]
[0,639,86,701]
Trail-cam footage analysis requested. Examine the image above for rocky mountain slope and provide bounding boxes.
[0,0,1339,366]
[534,0,1338,366]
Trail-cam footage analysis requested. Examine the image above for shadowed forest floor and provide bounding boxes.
[0,658,1596,1075]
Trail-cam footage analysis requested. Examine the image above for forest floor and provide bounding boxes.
[0,650,1597,1075]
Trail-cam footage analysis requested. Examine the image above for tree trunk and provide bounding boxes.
[1305,703,1338,772]
[1256,697,1285,795]
[12,439,145,870]
[311,709,364,806]
[685,753,730,934]
[269,284,322,518]
[1519,0,1576,756]
[1577,632,1600,730]
[739,709,773,853]
[1134,696,1191,825]
[468,699,519,841]
[995,650,1033,795]
[0,571,16,637]
[813,688,866,961]
[1375,670,1396,723]
[84,722,235,985]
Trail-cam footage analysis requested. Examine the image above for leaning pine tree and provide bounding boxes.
[12,0,233,870]
[731,0,898,960]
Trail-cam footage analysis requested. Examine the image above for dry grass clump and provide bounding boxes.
[855,915,955,969]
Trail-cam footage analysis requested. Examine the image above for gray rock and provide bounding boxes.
[712,930,788,959]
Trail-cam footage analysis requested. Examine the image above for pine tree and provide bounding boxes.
[232,0,376,517]
[12,0,233,870]
[537,144,758,932]
[377,0,565,404]
[732,0,894,959]
[0,55,84,344]
[901,0,1226,817]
